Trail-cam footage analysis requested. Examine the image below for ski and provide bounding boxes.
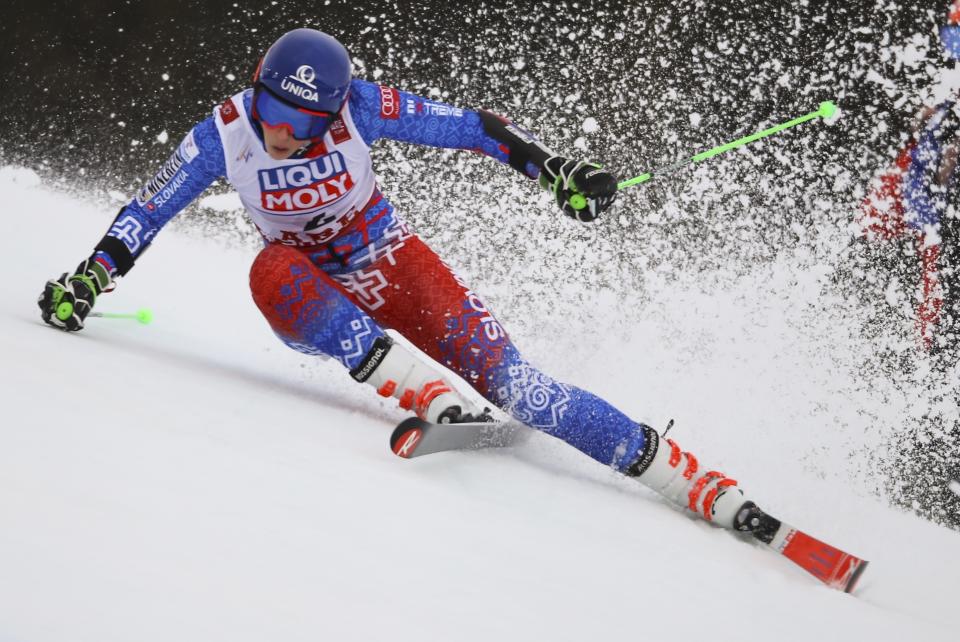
[738,502,868,593]
[390,420,869,592]
[771,523,869,592]
[390,417,527,458]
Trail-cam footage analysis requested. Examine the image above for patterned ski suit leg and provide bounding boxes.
[249,243,385,370]
[339,233,649,471]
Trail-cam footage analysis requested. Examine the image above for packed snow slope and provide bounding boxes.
[1,166,957,642]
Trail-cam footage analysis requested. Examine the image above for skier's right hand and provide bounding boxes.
[539,156,618,222]
[38,259,113,331]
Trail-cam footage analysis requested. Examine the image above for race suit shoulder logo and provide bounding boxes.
[282,65,320,103]
[257,152,354,213]
[219,97,239,124]
[379,85,400,120]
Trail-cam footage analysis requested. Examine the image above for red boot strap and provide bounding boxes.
[687,471,727,513]
[377,380,397,397]
[700,477,738,521]
[414,379,452,417]
[666,439,699,478]
[666,439,682,467]
[681,452,699,480]
[399,388,416,411]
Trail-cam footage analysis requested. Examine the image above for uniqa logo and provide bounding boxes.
[282,78,319,102]
[280,76,320,102]
[294,65,317,88]
[281,64,319,102]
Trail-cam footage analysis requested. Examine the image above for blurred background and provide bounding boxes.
[0,0,944,196]
[2,0,957,525]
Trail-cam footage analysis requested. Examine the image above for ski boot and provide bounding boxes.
[351,335,488,424]
[626,423,870,591]
[626,422,763,532]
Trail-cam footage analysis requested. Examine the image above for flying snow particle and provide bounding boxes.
[156,130,169,144]
[689,113,702,128]
[949,480,960,498]
[883,278,902,307]
[573,136,588,151]
[582,117,599,133]
[226,73,236,81]
[161,73,170,81]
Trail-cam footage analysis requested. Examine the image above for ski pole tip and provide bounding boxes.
[818,101,837,119]
[136,308,154,325]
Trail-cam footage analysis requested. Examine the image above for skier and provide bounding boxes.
[38,28,766,533]
[859,2,960,527]
[860,0,960,353]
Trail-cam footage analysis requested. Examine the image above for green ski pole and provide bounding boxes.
[88,308,154,325]
[615,100,837,192]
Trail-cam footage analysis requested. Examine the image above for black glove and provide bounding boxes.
[38,259,113,331]
[539,156,618,222]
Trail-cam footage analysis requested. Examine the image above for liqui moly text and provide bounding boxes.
[257,152,354,212]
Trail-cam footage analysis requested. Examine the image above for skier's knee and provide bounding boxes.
[251,245,307,310]
[249,244,328,335]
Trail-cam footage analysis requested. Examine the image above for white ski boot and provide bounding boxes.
[350,335,486,424]
[627,423,752,529]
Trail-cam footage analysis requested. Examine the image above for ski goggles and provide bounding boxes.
[252,85,335,140]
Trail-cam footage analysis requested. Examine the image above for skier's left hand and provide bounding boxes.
[539,156,618,222]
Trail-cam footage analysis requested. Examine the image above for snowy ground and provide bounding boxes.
[1,166,958,642]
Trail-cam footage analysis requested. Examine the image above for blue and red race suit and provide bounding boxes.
[860,100,960,350]
[92,79,650,472]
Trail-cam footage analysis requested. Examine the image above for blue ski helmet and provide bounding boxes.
[941,1,960,60]
[254,29,352,115]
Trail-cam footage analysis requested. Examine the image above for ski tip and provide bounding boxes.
[390,417,426,458]
[391,427,422,458]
